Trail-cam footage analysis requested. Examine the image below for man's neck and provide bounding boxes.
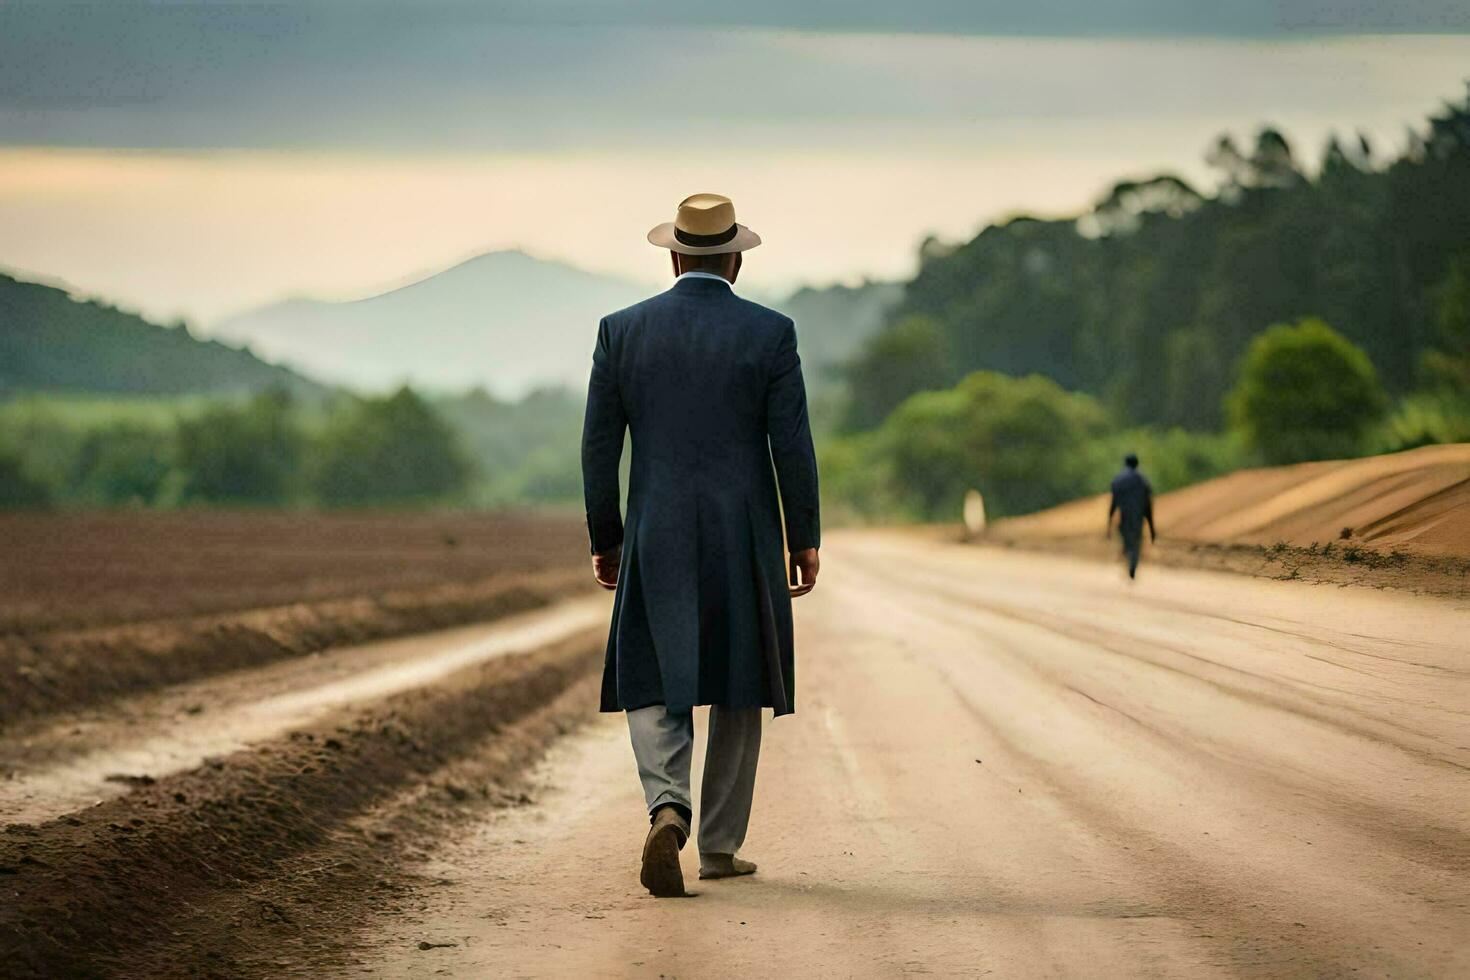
[674,270,732,286]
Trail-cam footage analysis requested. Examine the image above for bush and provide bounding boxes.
[840,314,954,431]
[1226,318,1387,464]
[871,371,1110,520]
[487,445,581,505]
[1421,252,1470,390]
[817,430,904,523]
[1085,427,1249,495]
[0,451,53,509]
[434,387,583,505]
[174,390,306,504]
[313,387,471,506]
[69,423,175,506]
[1371,391,1470,453]
[820,373,1251,524]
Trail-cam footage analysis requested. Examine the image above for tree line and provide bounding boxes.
[0,387,471,509]
[844,86,1470,434]
[824,87,1470,521]
[6,90,1468,520]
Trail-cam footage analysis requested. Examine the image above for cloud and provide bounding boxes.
[3,13,1468,152]
[2,9,1467,320]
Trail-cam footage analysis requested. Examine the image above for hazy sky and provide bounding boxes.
[2,3,1468,324]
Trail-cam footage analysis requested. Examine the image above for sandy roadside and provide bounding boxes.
[985,443,1470,599]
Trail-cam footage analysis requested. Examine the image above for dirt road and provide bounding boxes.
[5,529,1466,976]
[357,531,1470,978]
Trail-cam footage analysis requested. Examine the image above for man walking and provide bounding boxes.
[581,193,821,897]
[1108,452,1156,579]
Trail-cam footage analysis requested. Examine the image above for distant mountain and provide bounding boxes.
[0,272,322,398]
[211,250,900,398]
[209,251,650,396]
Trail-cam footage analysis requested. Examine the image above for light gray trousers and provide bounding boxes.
[626,704,763,857]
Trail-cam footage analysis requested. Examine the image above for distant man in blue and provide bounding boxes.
[1108,452,1156,579]
[581,193,821,898]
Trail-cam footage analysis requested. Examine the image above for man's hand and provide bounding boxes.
[592,548,621,590]
[789,547,819,598]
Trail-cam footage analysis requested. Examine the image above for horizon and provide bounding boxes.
[2,8,1468,325]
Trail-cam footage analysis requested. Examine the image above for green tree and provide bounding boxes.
[1079,175,1203,238]
[1373,391,1470,453]
[0,451,53,509]
[1247,127,1306,190]
[845,87,1470,434]
[1084,427,1245,495]
[69,423,174,506]
[874,372,1110,519]
[841,314,953,431]
[1226,318,1387,464]
[314,387,470,506]
[434,386,582,504]
[1421,252,1470,390]
[816,430,904,524]
[174,390,306,504]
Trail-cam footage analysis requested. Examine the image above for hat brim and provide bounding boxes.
[647,222,762,255]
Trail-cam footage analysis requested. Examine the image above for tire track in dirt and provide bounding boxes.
[834,551,1470,975]
[845,534,1468,765]
[839,553,1470,871]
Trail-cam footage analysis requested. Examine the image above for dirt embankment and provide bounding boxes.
[988,444,1470,596]
[0,511,593,721]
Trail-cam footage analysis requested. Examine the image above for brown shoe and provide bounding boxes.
[640,807,690,897]
[698,853,757,880]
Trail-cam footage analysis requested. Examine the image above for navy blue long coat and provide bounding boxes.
[1109,468,1153,539]
[581,275,820,716]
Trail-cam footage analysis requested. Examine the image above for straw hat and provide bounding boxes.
[647,193,762,255]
